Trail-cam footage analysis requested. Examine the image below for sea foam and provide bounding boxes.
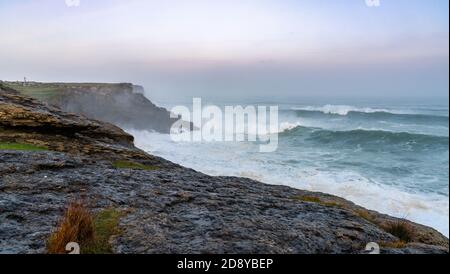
[291,105,397,116]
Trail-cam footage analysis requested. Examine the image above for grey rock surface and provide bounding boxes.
[0,150,448,254]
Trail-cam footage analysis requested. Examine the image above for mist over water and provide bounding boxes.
[128,99,449,236]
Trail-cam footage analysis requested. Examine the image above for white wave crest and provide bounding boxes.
[128,129,449,236]
[279,122,302,133]
[292,105,393,116]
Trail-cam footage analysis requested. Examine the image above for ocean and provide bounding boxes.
[127,100,449,236]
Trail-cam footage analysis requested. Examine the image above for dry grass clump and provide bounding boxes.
[380,241,407,249]
[296,196,321,203]
[383,221,415,243]
[47,202,124,254]
[292,195,418,249]
[47,201,94,254]
[292,195,343,208]
[356,210,416,246]
[355,210,379,224]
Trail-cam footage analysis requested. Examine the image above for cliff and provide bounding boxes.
[1,81,187,133]
[0,83,448,254]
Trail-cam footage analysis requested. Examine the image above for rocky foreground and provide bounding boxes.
[0,83,448,254]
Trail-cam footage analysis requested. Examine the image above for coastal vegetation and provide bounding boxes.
[83,208,124,254]
[47,202,95,254]
[2,82,62,101]
[47,202,124,254]
[0,142,47,151]
[112,160,159,171]
[292,195,343,208]
[293,195,416,246]
[384,221,414,243]
[1,81,133,102]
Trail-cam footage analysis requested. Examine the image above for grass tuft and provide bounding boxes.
[0,142,47,151]
[112,160,159,171]
[47,202,124,254]
[296,196,321,203]
[380,241,407,249]
[47,202,95,254]
[83,208,123,254]
[383,221,415,243]
[292,195,343,208]
[292,195,418,244]
[355,210,379,224]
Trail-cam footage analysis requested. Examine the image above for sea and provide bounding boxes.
[127,98,449,236]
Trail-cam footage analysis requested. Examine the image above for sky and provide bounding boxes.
[0,0,448,103]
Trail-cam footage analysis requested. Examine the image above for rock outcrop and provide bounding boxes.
[0,83,448,254]
[0,84,145,160]
[1,81,188,133]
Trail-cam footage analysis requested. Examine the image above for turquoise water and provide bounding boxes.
[130,102,449,236]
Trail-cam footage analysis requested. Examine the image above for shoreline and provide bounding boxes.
[1,82,448,254]
[128,129,450,237]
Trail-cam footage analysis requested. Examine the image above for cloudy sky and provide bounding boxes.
[0,0,448,102]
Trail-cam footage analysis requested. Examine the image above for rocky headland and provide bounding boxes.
[0,82,448,254]
[0,81,190,133]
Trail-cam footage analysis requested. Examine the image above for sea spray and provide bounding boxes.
[127,102,449,236]
[169,98,279,152]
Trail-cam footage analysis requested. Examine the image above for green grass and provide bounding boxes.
[20,88,61,101]
[82,209,124,254]
[2,82,61,101]
[112,160,159,171]
[0,142,47,151]
[3,81,132,102]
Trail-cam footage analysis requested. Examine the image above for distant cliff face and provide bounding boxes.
[1,81,183,134]
[0,83,151,160]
